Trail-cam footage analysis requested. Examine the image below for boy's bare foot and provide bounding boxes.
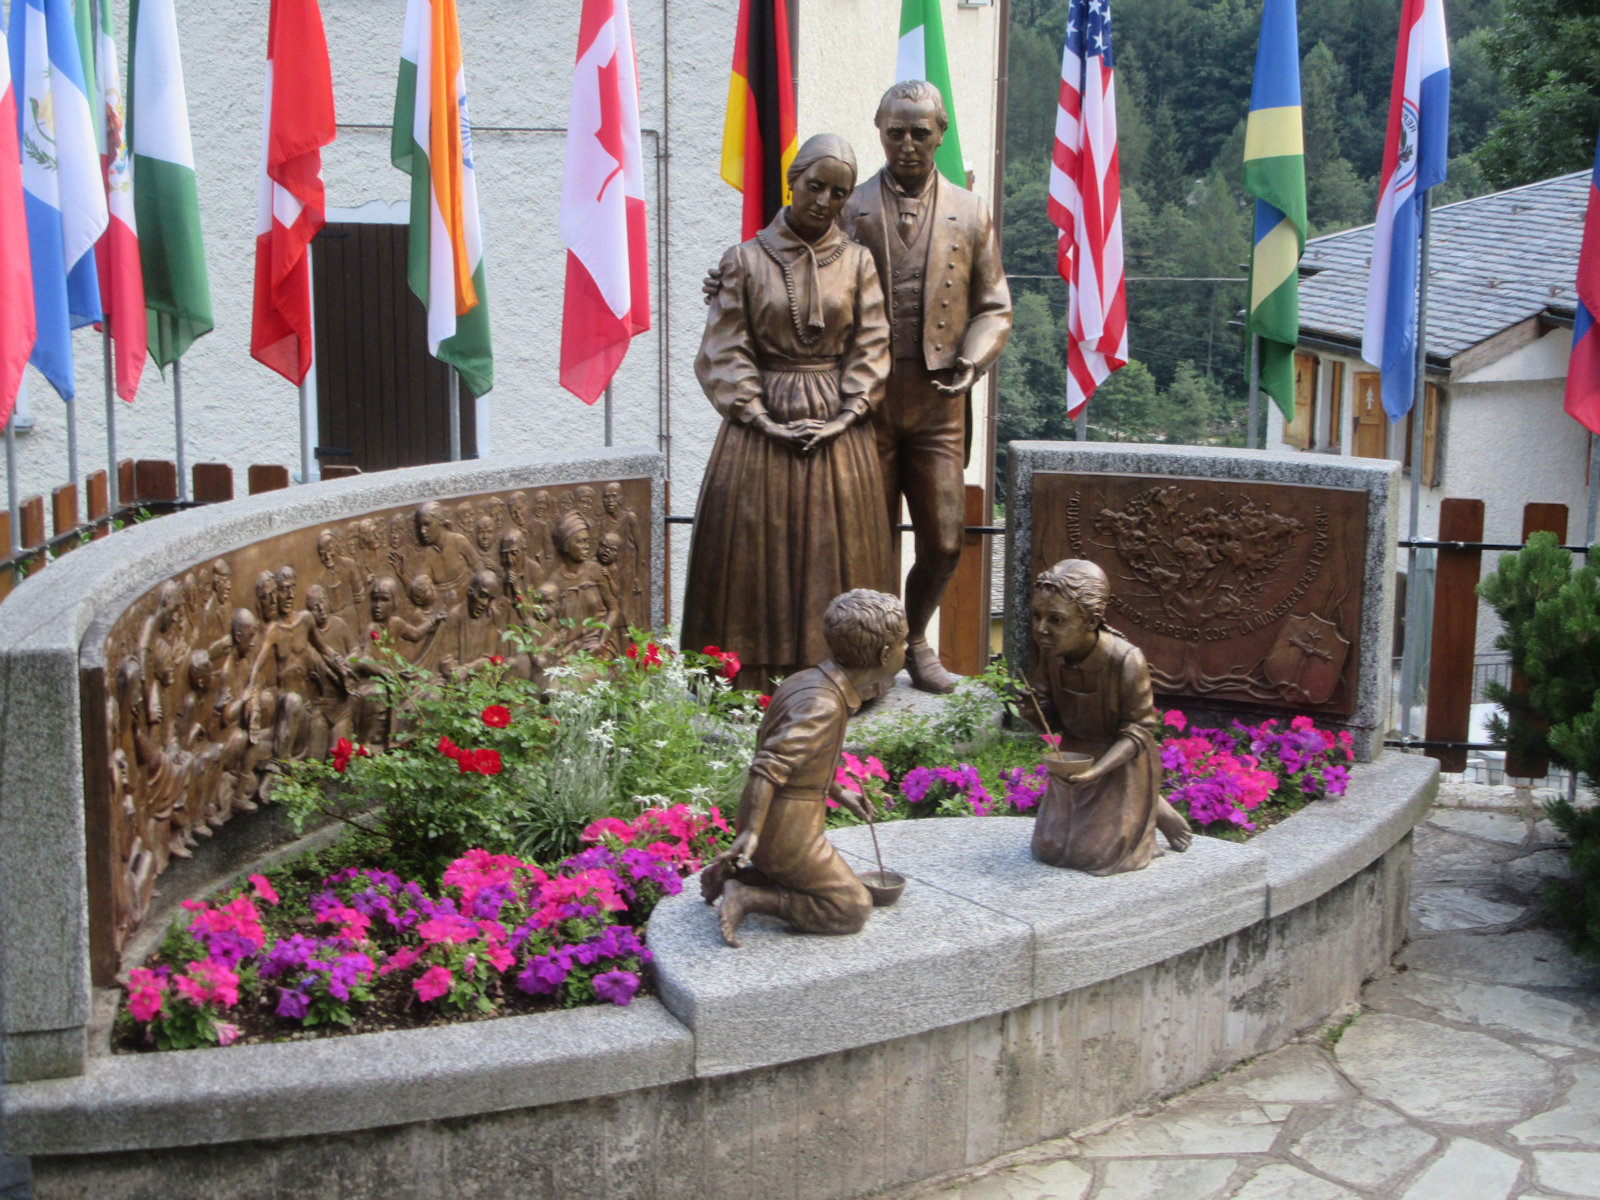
[700,860,729,906]
[718,880,750,948]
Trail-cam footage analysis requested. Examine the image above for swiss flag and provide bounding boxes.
[251,0,336,386]
[559,0,650,405]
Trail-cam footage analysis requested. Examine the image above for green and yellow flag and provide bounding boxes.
[1244,0,1306,420]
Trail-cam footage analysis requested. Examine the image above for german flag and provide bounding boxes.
[721,0,797,240]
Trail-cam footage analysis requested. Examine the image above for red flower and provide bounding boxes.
[703,645,722,656]
[332,737,357,773]
[481,705,512,729]
[473,748,503,776]
[369,629,380,641]
[489,655,505,666]
[720,651,741,680]
[625,644,639,660]
[757,694,771,710]
[438,735,463,762]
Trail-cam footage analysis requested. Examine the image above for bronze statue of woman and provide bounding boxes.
[681,134,895,692]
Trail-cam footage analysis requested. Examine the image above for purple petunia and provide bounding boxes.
[593,969,640,1006]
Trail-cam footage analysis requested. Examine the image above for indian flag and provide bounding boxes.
[895,0,965,187]
[391,0,492,397]
[128,0,213,367]
[1243,0,1306,421]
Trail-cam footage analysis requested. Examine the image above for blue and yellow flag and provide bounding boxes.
[1243,0,1306,421]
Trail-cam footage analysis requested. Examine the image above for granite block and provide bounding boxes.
[1005,441,1399,762]
[2,997,692,1155]
[648,847,1035,1077]
[1253,752,1437,917]
[828,817,1266,998]
[0,448,665,1082]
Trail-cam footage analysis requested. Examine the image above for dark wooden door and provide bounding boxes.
[311,222,475,472]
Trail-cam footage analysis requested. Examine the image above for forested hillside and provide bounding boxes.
[994,0,1600,464]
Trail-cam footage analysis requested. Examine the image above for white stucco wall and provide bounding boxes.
[1272,330,1594,660]
[2,0,1002,625]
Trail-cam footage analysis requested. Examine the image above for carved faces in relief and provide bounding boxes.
[416,502,443,548]
[275,567,298,618]
[370,578,398,625]
[597,532,622,568]
[211,560,231,606]
[554,513,593,565]
[467,570,498,619]
[475,515,496,554]
[602,482,622,516]
[306,585,332,630]
[316,530,338,569]
[254,572,278,625]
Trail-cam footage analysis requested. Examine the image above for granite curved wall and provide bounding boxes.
[0,448,665,1084]
[3,754,1438,1200]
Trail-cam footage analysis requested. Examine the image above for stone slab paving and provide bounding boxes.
[877,779,1600,1200]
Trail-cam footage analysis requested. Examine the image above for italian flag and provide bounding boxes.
[127,0,213,367]
[895,0,966,187]
[391,0,493,398]
[88,0,146,400]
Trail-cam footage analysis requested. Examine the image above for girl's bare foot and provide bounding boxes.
[718,881,750,948]
[1157,797,1193,852]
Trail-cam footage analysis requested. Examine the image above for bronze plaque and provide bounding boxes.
[89,478,653,963]
[1032,472,1366,717]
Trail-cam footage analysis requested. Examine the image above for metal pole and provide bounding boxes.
[447,367,461,462]
[66,397,78,486]
[300,242,317,484]
[1398,192,1433,744]
[604,381,613,447]
[1247,334,1261,449]
[103,325,118,508]
[1586,430,1598,550]
[6,389,21,586]
[173,358,188,502]
[1074,408,1088,441]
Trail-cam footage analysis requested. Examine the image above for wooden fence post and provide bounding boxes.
[20,495,45,577]
[248,464,291,494]
[86,470,109,540]
[1506,503,1569,780]
[1424,499,1484,772]
[50,483,79,558]
[191,463,235,503]
[938,484,990,678]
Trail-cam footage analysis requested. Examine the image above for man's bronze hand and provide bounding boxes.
[932,357,978,397]
[702,264,724,304]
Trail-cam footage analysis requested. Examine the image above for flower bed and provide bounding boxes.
[117,806,728,1052]
[119,632,1358,1048]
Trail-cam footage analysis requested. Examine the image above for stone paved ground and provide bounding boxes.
[878,778,1600,1200]
[0,780,1591,1200]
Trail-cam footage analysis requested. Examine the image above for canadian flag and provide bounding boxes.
[251,0,336,386]
[559,0,650,405]
[0,27,36,427]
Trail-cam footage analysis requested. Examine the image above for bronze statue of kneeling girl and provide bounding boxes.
[1024,559,1192,875]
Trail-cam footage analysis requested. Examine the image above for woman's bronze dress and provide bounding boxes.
[682,213,894,688]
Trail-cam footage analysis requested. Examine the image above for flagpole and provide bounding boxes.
[604,381,614,447]
[173,358,188,502]
[5,391,21,586]
[103,327,118,509]
[1398,191,1433,745]
[1247,333,1261,449]
[448,367,461,462]
[300,244,317,485]
[66,396,79,486]
[1586,431,1598,550]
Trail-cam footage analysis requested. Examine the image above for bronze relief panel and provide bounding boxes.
[92,478,653,956]
[1031,473,1366,717]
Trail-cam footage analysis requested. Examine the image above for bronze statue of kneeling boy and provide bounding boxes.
[701,590,908,947]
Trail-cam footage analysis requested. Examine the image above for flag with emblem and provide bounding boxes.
[392,0,493,396]
[1362,0,1449,421]
[896,0,965,187]
[128,0,214,367]
[1048,0,1126,417]
[12,0,106,399]
[721,0,796,240]
[1566,125,1600,436]
[1244,0,1306,422]
[560,0,650,404]
[90,0,146,401]
[0,26,37,427]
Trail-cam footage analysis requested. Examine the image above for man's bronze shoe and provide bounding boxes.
[905,637,959,695]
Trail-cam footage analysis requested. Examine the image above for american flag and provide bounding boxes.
[1048,0,1127,416]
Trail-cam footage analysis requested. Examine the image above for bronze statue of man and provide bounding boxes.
[704,82,1010,693]
[844,80,1011,692]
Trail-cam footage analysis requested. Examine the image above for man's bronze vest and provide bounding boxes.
[888,202,934,362]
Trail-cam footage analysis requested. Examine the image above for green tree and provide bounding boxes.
[1476,0,1600,187]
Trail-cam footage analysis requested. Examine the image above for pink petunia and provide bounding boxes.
[248,874,280,906]
[215,1021,241,1047]
[1164,710,1188,732]
[378,946,421,977]
[414,966,454,1003]
[126,968,166,1023]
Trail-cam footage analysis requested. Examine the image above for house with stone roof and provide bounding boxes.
[1267,171,1592,653]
